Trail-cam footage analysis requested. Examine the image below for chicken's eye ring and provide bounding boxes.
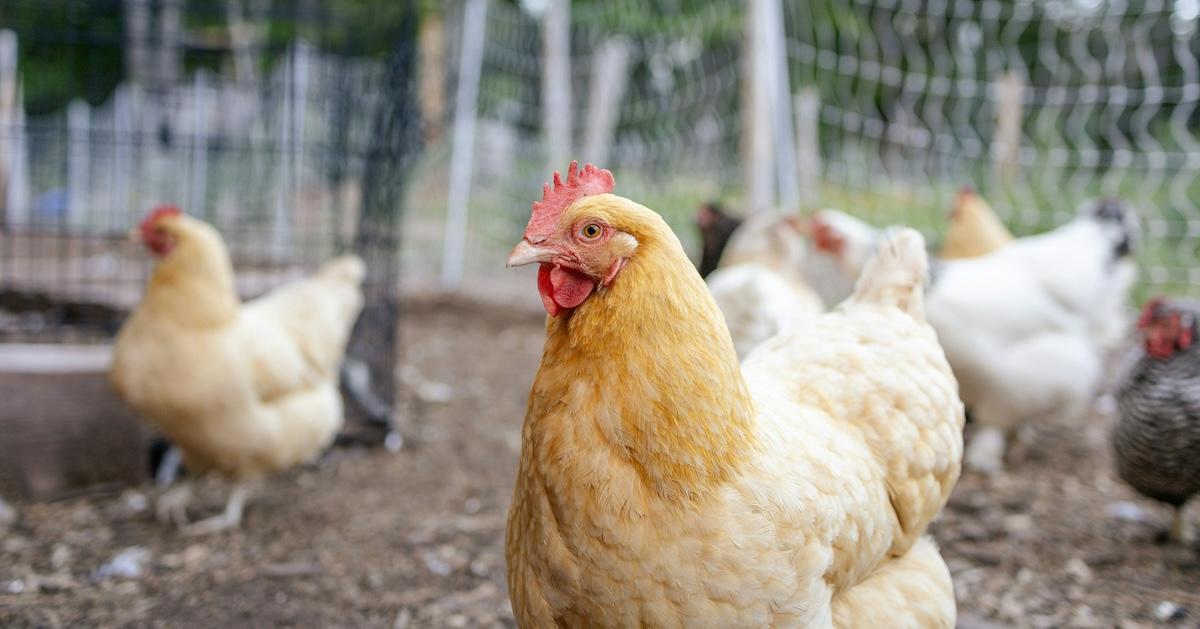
[580,223,603,240]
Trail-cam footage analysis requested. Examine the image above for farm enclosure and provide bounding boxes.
[0,0,419,496]
[1,1,1200,627]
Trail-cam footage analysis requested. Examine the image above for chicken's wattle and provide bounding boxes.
[537,263,594,317]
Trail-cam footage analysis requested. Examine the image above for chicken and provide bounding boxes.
[703,206,888,359]
[694,201,742,278]
[1112,297,1200,545]
[504,162,963,627]
[705,210,824,359]
[109,206,365,535]
[939,187,1013,260]
[926,198,1139,473]
[803,207,886,305]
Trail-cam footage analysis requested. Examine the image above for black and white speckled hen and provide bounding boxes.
[1113,296,1200,545]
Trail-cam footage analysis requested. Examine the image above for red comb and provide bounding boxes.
[525,161,615,238]
[139,205,182,236]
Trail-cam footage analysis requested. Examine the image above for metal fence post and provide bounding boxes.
[440,0,488,290]
[582,37,630,167]
[541,0,572,171]
[743,0,775,213]
[766,0,798,210]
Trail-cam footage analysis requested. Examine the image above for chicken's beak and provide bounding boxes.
[507,239,557,268]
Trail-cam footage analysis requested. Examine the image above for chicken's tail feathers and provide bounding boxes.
[318,254,366,286]
[848,228,927,320]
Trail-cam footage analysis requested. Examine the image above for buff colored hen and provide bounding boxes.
[939,187,1013,260]
[505,162,964,627]
[110,207,364,535]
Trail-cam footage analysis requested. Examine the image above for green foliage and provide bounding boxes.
[1,0,124,114]
[0,0,421,115]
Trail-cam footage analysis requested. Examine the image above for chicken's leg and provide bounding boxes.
[179,482,254,537]
[1169,507,1195,546]
[155,445,184,487]
[964,425,1007,474]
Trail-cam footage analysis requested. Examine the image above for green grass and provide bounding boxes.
[400,149,1196,304]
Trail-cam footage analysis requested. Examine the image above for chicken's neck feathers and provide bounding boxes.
[533,216,756,503]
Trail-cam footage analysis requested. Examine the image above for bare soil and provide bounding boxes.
[1,296,1197,628]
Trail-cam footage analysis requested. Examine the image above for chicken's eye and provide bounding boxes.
[580,223,603,240]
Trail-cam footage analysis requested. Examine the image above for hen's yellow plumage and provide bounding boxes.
[505,164,964,627]
[109,209,364,533]
[940,188,1013,260]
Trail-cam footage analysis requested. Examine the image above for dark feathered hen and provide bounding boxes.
[694,201,743,277]
[1113,296,1200,545]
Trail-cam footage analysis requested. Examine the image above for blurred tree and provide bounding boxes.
[0,0,432,115]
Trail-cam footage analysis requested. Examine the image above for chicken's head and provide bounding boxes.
[950,185,976,220]
[806,209,882,275]
[1138,297,1195,360]
[507,161,642,317]
[138,206,184,257]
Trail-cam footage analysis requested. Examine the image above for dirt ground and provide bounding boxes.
[1,296,1198,628]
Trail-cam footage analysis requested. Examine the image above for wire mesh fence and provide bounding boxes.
[6,0,1200,352]
[786,0,1200,297]
[415,0,1200,302]
[404,0,745,298]
[0,0,419,420]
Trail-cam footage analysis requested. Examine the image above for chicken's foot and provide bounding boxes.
[179,482,254,537]
[156,482,193,527]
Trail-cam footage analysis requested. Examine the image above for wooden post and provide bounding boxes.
[67,100,91,227]
[157,0,183,88]
[226,0,266,87]
[123,0,152,85]
[541,0,571,170]
[742,0,774,213]
[993,71,1024,185]
[582,37,630,167]
[439,0,489,289]
[419,14,446,143]
[794,88,821,203]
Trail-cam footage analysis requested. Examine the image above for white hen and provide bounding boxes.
[707,211,824,359]
[926,198,1139,473]
[802,208,887,306]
